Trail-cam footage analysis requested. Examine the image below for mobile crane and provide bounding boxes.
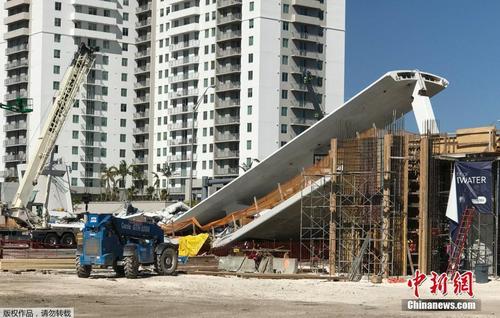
[2,43,96,247]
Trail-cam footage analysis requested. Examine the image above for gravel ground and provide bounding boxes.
[0,270,498,317]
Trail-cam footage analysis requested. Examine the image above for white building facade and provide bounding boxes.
[152,0,345,200]
[1,0,137,194]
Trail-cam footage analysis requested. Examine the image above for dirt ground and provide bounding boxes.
[0,270,499,318]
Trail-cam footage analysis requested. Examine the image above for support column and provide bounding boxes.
[402,135,410,276]
[418,136,430,273]
[329,138,338,276]
[382,134,392,278]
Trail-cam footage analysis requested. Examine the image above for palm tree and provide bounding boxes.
[240,159,260,172]
[116,160,131,188]
[131,165,147,195]
[146,186,155,200]
[101,166,117,201]
[159,164,172,201]
[152,172,160,200]
[126,185,137,201]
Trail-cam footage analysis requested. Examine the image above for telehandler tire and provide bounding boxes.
[156,247,178,276]
[124,254,139,279]
[76,256,91,278]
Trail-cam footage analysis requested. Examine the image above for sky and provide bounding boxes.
[345,0,500,132]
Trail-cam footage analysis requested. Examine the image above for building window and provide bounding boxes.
[121,58,127,66]
[54,49,60,58]
[249,36,254,46]
[282,55,288,65]
[247,123,252,132]
[249,19,254,28]
[283,4,289,13]
[247,140,252,150]
[121,88,127,97]
[71,178,77,186]
[120,134,126,142]
[72,131,78,139]
[102,87,108,96]
[71,162,78,171]
[122,28,128,36]
[72,115,79,123]
[55,2,61,10]
[72,146,78,155]
[247,105,252,115]
[120,119,126,127]
[281,90,288,99]
[282,72,288,82]
[102,56,109,65]
[281,107,288,116]
[54,18,61,27]
[283,22,289,31]
[121,104,127,112]
[248,88,253,98]
[123,12,129,21]
[53,65,60,74]
[248,53,253,63]
[102,71,108,81]
[281,124,288,134]
[248,71,253,80]
[249,1,254,11]
[122,43,128,51]
[101,148,107,158]
[103,40,109,49]
[120,149,126,158]
[121,73,127,82]
[54,34,61,42]
[282,38,288,48]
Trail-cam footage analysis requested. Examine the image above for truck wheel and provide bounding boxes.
[75,256,91,278]
[157,247,178,276]
[44,233,59,248]
[123,254,139,279]
[61,233,76,247]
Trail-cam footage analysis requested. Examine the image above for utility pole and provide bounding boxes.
[187,85,215,207]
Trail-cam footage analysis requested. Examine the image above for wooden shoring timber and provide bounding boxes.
[402,135,410,276]
[382,134,392,278]
[329,138,338,276]
[418,136,430,274]
[0,258,74,271]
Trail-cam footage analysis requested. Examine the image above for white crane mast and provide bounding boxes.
[10,44,96,228]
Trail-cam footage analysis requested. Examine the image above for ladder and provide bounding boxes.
[446,207,476,276]
[349,233,370,281]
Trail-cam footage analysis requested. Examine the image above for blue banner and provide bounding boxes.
[454,161,493,214]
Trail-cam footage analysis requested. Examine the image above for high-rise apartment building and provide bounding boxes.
[153,0,345,200]
[1,0,344,201]
[1,0,137,194]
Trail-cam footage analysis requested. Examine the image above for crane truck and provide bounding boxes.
[0,43,97,247]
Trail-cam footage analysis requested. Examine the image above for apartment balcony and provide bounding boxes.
[4,153,26,162]
[4,27,29,40]
[289,100,318,111]
[214,133,239,143]
[133,125,149,135]
[135,48,151,59]
[214,149,239,159]
[132,141,149,150]
[5,0,30,10]
[214,167,239,176]
[167,105,194,115]
[168,72,199,84]
[168,23,200,37]
[216,47,241,59]
[290,31,323,43]
[3,137,27,147]
[4,75,28,86]
[167,138,196,147]
[171,170,197,178]
[216,30,241,42]
[80,124,104,132]
[292,0,324,9]
[216,64,241,75]
[71,0,117,11]
[134,64,150,74]
[4,11,29,25]
[168,88,199,99]
[133,94,150,104]
[80,155,103,163]
[290,117,317,127]
[291,13,324,26]
[73,28,116,41]
[169,55,199,68]
[80,171,101,179]
[215,98,240,109]
[217,0,242,9]
[71,12,116,25]
[5,90,28,101]
[4,121,27,132]
[169,6,200,21]
[133,111,150,119]
[167,121,197,131]
[289,82,308,92]
[135,3,152,14]
[0,169,17,179]
[82,94,105,102]
[169,186,186,194]
[214,116,239,126]
[135,33,151,44]
[132,156,149,165]
[135,17,151,29]
[215,81,240,92]
[134,80,150,89]
[80,139,103,148]
[5,43,28,55]
[169,40,200,52]
[5,58,28,70]
[217,13,242,25]
[167,154,196,162]
[290,49,322,60]
[290,64,322,77]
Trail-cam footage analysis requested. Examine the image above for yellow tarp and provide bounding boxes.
[178,233,209,257]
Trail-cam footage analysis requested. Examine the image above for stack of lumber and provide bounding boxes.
[0,258,74,271]
[2,248,75,259]
[177,255,219,272]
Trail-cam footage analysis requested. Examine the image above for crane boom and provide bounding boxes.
[9,43,96,228]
